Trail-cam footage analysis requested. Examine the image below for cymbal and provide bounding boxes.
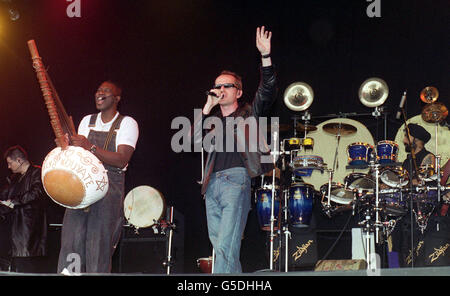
[268,123,291,132]
[421,102,448,123]
[322,122,357,135]
[296,123,317,132]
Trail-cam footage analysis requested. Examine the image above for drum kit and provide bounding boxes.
[255,79,450,271]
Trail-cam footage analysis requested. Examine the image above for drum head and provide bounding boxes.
[124,185,165,228]
[395,114,450,170]
[298,118,375,190]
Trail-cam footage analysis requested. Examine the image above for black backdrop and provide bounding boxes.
[0,0,448,273]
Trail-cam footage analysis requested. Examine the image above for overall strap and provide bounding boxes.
[103,114,124,150]
[88,114,98,127]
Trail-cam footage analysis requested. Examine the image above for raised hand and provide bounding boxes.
[256,26,272,55]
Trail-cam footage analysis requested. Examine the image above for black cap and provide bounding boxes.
[407,123,431,143]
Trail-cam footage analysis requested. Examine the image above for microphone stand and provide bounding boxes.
[269,129,278,271]
[400,107,419,268]
[163,207,176,274]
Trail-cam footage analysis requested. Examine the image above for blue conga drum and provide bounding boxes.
[288,183,314,228]
[255,187,280,231]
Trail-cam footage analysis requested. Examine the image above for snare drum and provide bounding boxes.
[255,187,280,231]
[291,155,324,177]
[124,185,166,229]
[288,183,314,227]
[376,140,399,164]
[347,142,374,165]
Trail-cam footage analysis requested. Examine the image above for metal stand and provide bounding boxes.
[269,130,278,271]
[283,189,291,272]
[163,207,176,274]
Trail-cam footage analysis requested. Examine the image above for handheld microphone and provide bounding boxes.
[205,91,218,97]
[205,91,224,99]
[395,91,407,120]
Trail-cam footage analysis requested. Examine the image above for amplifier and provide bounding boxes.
[268,226,318,270]
[114,207,185,274]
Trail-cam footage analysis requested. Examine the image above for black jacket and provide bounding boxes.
[191,65,277,194]
[0,165,47,257]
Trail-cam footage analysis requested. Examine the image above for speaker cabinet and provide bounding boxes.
[114,207,185,274]
[268,226,318,271]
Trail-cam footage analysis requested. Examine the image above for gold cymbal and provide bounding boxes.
[421,102,448,123]
[322,122,357,136]
[420,86,439,103]
[296,123,318,132]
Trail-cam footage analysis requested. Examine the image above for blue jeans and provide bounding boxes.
[205,167,251,274]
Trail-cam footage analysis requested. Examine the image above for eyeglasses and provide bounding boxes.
[212,83,239,90]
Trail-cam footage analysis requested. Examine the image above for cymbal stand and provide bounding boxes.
[269,130,278,271]
[301,110,312,139]
[162,206,176,274]
[372,163,383,244]
[434,122,441,203]
[437,155,441,203]
[283,187,291,272]
[324,168,333,217]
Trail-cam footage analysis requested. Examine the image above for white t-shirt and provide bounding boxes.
[78,112,139,151]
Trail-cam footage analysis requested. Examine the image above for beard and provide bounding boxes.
[404,140,416,153]
[404,143,412,153]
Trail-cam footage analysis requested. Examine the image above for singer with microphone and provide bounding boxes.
[0,145,48,273]
[190,26,277,274]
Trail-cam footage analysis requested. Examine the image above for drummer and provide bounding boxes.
[401,123,435,185]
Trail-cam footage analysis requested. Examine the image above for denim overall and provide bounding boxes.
[57,114,125,273]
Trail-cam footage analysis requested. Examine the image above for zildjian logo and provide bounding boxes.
[292,240,314,261]
[429,243,450,263]
[406,241,424,265]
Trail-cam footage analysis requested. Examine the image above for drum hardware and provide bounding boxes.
[162,206,177,274]
[419,86,448,204]
[282,189,291,272]
[269,128,279,271]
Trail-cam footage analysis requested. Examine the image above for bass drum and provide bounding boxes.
[124,185,166,229]
[297,118,375,191]
[394,114,450,173]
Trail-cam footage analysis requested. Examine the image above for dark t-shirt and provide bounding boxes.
[212,111,245,173]
[402,148,432,177]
